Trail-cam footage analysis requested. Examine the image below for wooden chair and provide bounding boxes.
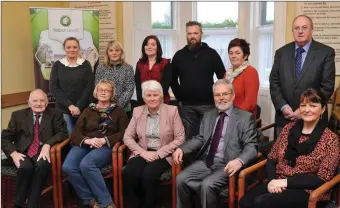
[55,138,120,208]
[219,123,275,208]
[238,160,340,208]
[117,144,181,208]
[1,144,59,208]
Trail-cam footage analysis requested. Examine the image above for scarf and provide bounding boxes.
[284,119,326,167]
[89,103,117,134]
[225,61,250,83]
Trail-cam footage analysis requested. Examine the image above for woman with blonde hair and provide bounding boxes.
[62,79,129,208]
[95,40,134,118]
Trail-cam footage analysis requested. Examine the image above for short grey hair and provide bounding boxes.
[141,80,164,99]
[29,89,48,102]
[213,79,234,94]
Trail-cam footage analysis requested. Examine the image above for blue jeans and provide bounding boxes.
[62,146,113,207]
[63,113,78,137]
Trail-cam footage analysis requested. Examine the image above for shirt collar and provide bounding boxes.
[295,39,312,53]
[60,57,85,67]
[33,112,43,118]
[147,108,160,116]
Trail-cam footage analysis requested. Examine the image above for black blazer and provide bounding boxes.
[269,39,335,127]
[1,107,68,157]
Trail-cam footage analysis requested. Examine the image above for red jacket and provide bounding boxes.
[226,65,259,118]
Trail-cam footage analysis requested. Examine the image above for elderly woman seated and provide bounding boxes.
[62,79,129,208]
[239,88,340,208]
[122,80,185,208]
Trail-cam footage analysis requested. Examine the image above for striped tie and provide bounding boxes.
[295,47,305,79]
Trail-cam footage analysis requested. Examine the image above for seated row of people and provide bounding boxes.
[2,79,339,208]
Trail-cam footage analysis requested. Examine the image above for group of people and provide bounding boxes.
[1,14,339,208]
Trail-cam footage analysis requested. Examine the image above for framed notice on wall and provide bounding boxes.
[296,2,340,75]
[70,2,117,64]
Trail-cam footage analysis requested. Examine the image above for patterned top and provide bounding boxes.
[95,63,135,112]
[268,122,340,200]
[146,109,161,150]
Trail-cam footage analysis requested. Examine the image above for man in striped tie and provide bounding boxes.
[2,89,68,208]
[270,14,335,138]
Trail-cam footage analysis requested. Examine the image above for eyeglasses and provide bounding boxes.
[293,26,309,32]
[97,89,112,93]
[213,92,233,98]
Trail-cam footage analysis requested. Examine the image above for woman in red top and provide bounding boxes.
[225,38,259,118]
[240,88,340,208]
[135,35,172,104]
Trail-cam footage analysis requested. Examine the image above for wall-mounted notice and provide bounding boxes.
[296,2,340,75]
[70,2,117,64]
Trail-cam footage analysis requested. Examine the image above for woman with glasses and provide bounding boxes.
[224,38,259,118]
[62,79,129,208]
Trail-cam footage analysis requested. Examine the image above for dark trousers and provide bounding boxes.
[239,183,310,208]
[15,155,51,208]
[181,104,215,140]
[123,156,171,208]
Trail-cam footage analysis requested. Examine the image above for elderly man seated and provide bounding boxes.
[1,89,68,208]
[173,79,258,208]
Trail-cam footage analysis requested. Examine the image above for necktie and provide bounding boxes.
[295,47,305,79]
[27,114,41,158]
[206,112,227,167]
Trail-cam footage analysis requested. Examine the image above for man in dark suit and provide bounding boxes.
[2,89,68,208]
[270,14,335,137]
[173,79,258,208]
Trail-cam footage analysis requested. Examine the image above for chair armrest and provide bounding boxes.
[111,142,121,207]
[238,159,267,201]
[308,174,340,208]
[56,138,71,173]
[118,144,127,208]
[112,142,121,153]
[259,123,275,132]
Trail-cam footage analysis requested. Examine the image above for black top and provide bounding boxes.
[171,42,226,105]
[50,60,94,114]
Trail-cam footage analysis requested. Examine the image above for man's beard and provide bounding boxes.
[187,38,202,50]
[215,101,232,112]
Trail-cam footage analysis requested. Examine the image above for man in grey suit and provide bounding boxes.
[173,79,258,208]
[270,14,335,137]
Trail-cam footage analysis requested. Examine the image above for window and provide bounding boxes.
[196,2,238,68]
[254,2,274,87]
[151,2,174,59]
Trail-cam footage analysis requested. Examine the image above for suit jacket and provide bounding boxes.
[123,104,185,164]
[180,106,258,166]
[1,107,68,157]
[270,39,335,127]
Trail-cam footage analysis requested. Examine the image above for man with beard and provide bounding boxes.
[171,21,226,141]
[173,79,258,208]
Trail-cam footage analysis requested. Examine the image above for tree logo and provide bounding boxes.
[60,15,71,27]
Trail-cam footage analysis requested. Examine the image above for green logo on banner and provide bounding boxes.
[60,15,71,27]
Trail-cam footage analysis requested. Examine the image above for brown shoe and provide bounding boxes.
[89,199,100,208]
